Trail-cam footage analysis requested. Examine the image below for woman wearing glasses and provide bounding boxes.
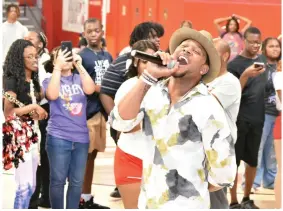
[24,31,52,209]
[3,39,48,209]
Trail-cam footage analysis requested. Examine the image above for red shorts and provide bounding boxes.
[274,115,282,140]
[114,147,142,185]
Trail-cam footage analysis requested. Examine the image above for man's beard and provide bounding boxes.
[172,72,186,78]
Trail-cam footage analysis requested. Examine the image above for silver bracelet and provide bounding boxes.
[141,75,155,86]
[143,69,158,82]
[142,73,157,85]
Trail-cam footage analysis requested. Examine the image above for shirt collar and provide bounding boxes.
[158,77,209,102]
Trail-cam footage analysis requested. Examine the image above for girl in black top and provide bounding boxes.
[3,39,47,209]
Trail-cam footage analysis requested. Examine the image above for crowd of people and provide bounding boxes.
[2,3,282,209]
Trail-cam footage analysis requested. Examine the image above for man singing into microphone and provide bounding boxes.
[109,28,237,209]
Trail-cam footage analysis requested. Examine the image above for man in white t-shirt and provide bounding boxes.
[208,38,242,209]
[2,4,28,63]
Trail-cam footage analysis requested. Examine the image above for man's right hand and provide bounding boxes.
[146,51,179,79]
[242,64,265,78]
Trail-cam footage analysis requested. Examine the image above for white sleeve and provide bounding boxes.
[114,78,137,105]
[202,105,237,188]
[38,54,51,86]
[109,77,145,132]
[273,72,282,91]
[23,26,29,37]
[210,76,241,109]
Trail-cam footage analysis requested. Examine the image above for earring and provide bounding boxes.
[134,63,137,67]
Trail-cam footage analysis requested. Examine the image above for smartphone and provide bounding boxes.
[61,41,73,62]
[254,62,265,69]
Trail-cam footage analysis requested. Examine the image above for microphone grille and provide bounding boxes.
[167,61,176,69]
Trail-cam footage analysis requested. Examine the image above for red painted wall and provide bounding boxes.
[184,0,281,39]
[274,115,281,139]
[105,0,119,57]
[42,0,102,52]
[157,0,184,50]
[42,0,281,137]
[43,0,281,57]
[89,0,102,19]
[18,0,35,6]
[105,0,281,57]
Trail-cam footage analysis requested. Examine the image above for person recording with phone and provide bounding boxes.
[228,27,267,209]
[42,45,95,209]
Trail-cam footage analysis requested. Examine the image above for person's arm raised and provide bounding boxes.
[213,16,231,35]
[117,52,178,120]
[73,54,96,95]
[233,14,252,34]
[46,49,72,101]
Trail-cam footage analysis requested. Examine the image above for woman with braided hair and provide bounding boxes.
[24,31,52,208]
[3,39,48,209]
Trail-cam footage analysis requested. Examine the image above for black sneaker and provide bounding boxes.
[110,187,121,199]
[229,203,242,209]
[241,200,259,209]
[79,197,110,209]
[79,198,85,209]
[28,200,38,209]
[38,198,51,208]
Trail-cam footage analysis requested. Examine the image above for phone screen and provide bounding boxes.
[255,64,263,68]
[61,41,73,62]
[254,62,264,69]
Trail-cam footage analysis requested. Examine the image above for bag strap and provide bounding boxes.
[2,90,25,108]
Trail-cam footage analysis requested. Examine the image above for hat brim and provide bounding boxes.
[169,28,221,84]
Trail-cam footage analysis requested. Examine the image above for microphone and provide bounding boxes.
[131,50,176,69]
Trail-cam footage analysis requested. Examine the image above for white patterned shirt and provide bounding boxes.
[109,79,237,209]
[208,72,241,143]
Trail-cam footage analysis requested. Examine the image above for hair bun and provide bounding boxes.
[39,32,48,48]
[43,59,54,73]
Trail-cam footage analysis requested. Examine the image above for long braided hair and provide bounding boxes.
[3,39,41,101]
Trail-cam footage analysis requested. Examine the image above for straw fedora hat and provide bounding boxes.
[169,28,221,84]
